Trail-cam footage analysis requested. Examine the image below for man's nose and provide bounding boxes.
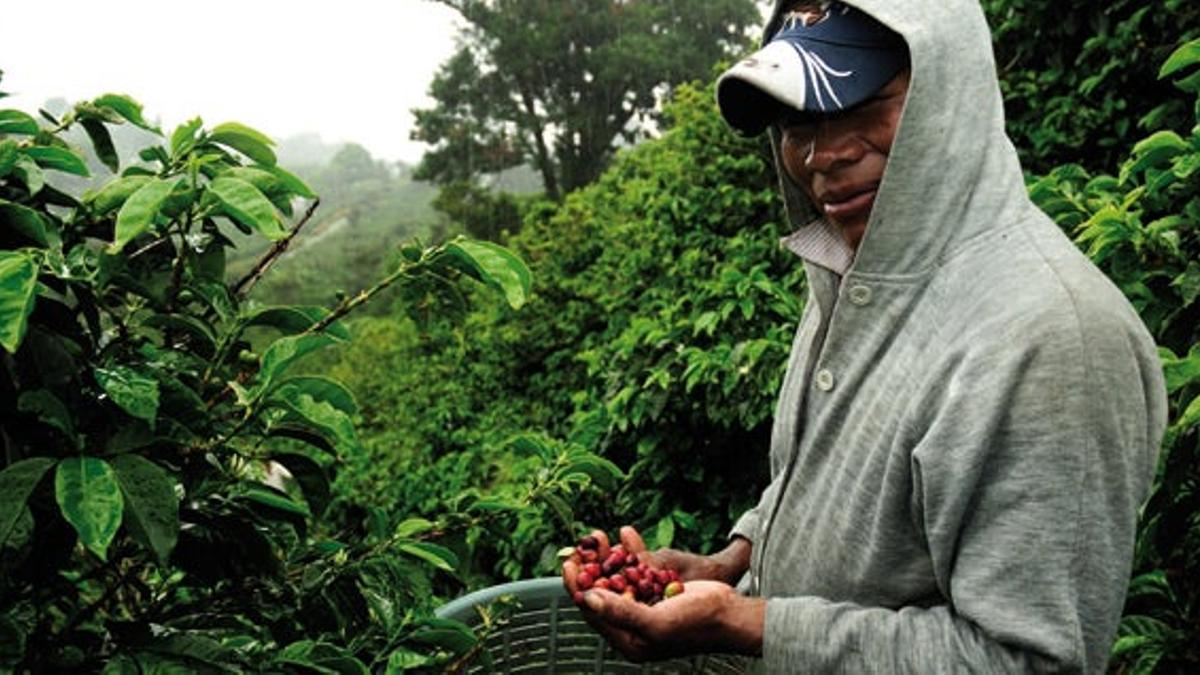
[804,118,860,173]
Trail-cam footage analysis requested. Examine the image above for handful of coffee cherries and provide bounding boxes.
[569,533,684,605]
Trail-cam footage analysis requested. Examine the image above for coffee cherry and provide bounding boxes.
[570,529,685,605]
[611,574,629,593]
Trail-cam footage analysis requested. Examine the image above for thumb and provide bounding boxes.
[584,591,647,633]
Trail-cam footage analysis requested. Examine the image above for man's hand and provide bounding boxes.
[578,580,764,661]
[561,526,761,662]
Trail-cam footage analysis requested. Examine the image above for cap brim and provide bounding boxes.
[717,42,810,136]
[716,39,906,136]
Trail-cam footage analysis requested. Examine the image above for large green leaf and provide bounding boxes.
[110,177,181,252]
[86,174,153,215]
[0,458,55,550]
[24,146,90,176]
[408,618,476,653]
[17,390,79,447]
[94,365,160,428]
[13,155,43,195]
[56,457,124,561]
[442,239,532,309]
[111,454,179,564]
[266,383,359,454]
[256,333,340,394]
[170,117,204,157]
[0,200,49,246]
[1159,38,1200,79]
[0,139,17,175]
[92,93,159,133]
[0,251,38,353]
[209,176,285,240]
[397,541,459,573]
[0,110,38,135]
[209,122,276,166]
[273,376,358,416]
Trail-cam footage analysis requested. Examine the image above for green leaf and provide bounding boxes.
[273,376,358,416]
[209,176,285,240]
[408,618,476,653]
[264,165,316,199]
[0,199,50,246]
[0,458,55,550]
[17,389,78,445]
[93,93,159,133]
[94,365,160,428]
[1159,38,1200,79]
[24,146,90,176]
[209,122,276,166]
[110,177,182,252]
[442,239,532,309]
[238,482,311,519]
[81,118,119,173]
[0,139,17,175]
[397,542,459,574]
[653,514,676,549]
[1172,261,1200,307]
[385,648,432,673]
[256,333,340,394]
[86,175,153,215]
[140,314,218,357]
[14,155,43,194]
[111,454,178,564]
[0,110,38,135]
[394,517,434,538]
[55,457,124,561]
[170,117,204,157]
[0,251,38,353]
[266,383,359,454]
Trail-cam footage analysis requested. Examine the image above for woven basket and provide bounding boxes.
[436,577,750,674]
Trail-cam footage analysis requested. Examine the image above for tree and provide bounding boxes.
[411,0,759,201]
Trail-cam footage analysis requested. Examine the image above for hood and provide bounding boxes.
[759,0,1031,277]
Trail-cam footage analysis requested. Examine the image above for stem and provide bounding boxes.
[232,198,321,299]
[302,256,425,337]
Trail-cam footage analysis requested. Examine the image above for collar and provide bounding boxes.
[780,216,855,275]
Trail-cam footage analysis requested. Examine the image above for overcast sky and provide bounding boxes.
[1,0,462,165]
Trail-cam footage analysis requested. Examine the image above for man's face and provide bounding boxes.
[778,69,910,251]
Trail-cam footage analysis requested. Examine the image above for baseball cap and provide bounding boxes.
[716,1,908,135]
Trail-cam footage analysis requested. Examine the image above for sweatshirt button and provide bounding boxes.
[848,284,872,306]
[815,369,835,391]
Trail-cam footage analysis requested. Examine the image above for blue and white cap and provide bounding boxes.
[717,1,907,135]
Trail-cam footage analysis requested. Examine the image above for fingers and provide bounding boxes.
[563,559,580,597]
[619,525,646,556]
[583,588,652,635]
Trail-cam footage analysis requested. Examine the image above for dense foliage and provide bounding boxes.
[0,81,621,672]
[982,0,1200,174]
[324,82,802,579]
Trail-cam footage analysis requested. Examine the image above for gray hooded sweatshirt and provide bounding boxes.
[728,1,1168,672]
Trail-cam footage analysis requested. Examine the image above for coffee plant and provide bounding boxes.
[1028,37,1200,672]
[0,76,621,672]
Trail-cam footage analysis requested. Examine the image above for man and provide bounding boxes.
[563,0,1166,672]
